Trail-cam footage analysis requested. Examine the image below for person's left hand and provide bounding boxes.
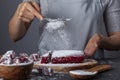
[84,34,103,57]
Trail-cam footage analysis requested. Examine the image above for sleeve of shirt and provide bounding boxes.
[104,0,120,33]
[23,0,39,3]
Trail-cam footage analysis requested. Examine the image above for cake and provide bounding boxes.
[41,50,85,64]
[29,53,41,62]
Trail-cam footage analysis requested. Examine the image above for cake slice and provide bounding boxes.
[41,50,85,64]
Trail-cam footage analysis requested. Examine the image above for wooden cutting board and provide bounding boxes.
[34,59,98,72]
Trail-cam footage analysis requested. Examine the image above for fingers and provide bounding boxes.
[31,2,43,20]
[19,11,34,22]
[17,2,43,23]
[84,34,102,57]
[31,2,40,11]
[26,3,43,20]
[84,42,98,57]
[19,17,31,22]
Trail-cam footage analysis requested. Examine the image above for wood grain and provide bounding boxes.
[34,59,98,72]
[88,64,112,72]
[69,64,112,79]
[0,63,33,80]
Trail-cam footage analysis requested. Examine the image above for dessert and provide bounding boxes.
[0,50,15,64]
[0,50,34,80]
[41,50,85,64]
[0,50,31,64]
[37,66,53,76]
[13,54,29,64]
[29,53,41,62]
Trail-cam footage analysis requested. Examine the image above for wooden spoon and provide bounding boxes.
[69,64,112,79]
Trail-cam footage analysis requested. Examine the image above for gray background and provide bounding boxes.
[0,0,120,58]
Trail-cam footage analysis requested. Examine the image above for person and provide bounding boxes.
[9,0,120,59]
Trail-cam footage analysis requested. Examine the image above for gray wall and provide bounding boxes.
[0,0,120,58]
[0,0,40,54]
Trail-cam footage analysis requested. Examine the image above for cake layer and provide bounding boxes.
[41,50,84,64]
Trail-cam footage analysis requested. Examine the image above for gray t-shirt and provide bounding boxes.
[23,0,120,59]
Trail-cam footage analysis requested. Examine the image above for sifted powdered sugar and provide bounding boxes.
[0,61,33,66]
[69,70,97,76]
[0,50,33,65]
[45,18,71,32]
[36,63,88,67]
[52,50,84,57]
[39,18,73,53]
[42,50,84,57]
[0,50,15,64]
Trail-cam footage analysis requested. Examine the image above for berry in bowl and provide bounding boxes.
[0,50,33,80]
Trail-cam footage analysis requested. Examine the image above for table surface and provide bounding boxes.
[0,58,120,80]
[30,58,120,80]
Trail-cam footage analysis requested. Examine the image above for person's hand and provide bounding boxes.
[17,2,43,23]
[84,34,104,57]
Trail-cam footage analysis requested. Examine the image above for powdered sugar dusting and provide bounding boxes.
[45,18,71,32]
[35,60,89,67]
[42,51,51,57]
[42,50,84,57]
[52,50,84,57]
[45,20,65,32]
[0,61,33,66]
[0,50,15,64]
[38,18,72,53]
[0,50,33,65]
[58,30,71,49]
[69,70,97,76]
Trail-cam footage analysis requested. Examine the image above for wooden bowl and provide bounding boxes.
[0,62,33,80]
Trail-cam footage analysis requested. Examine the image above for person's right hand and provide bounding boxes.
[17,2,43,23]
